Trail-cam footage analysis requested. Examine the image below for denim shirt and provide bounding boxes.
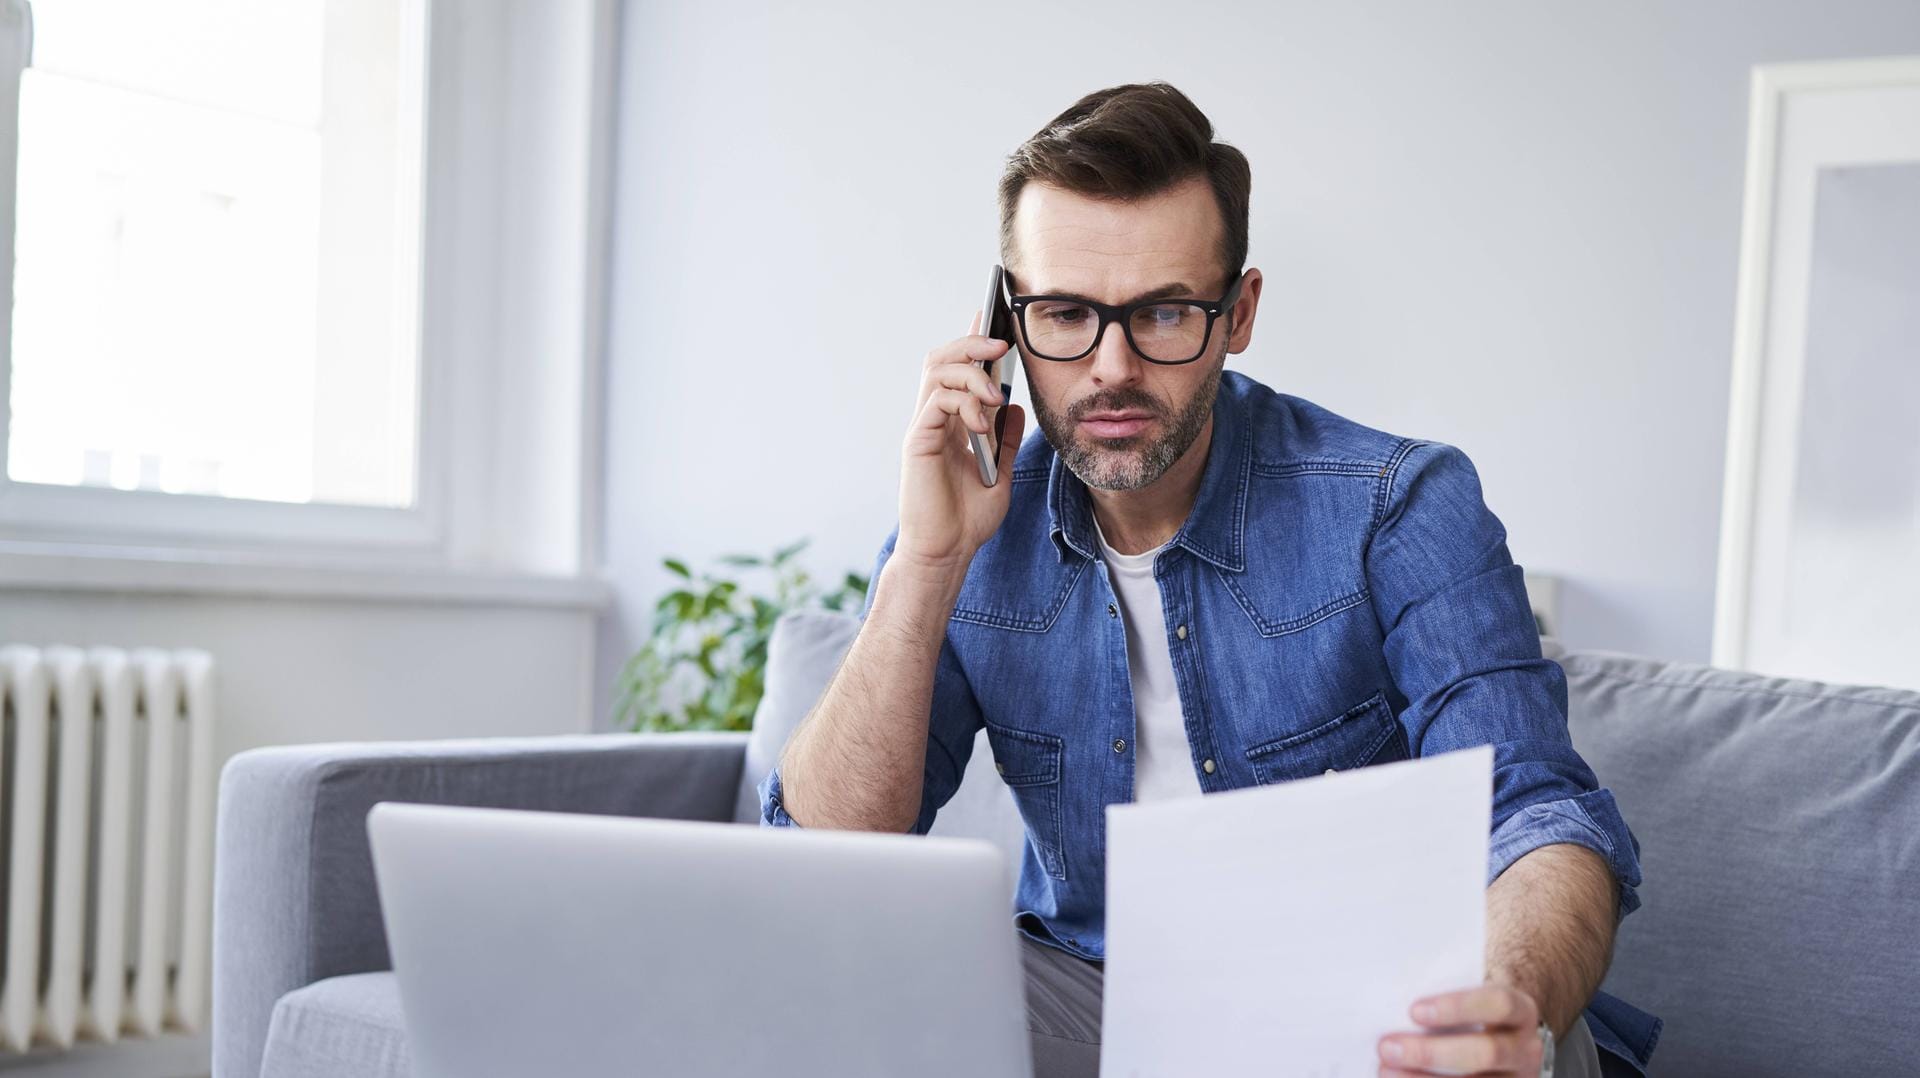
[759,369,1661,1072]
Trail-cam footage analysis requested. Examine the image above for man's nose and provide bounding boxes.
[1087,317,1143,388]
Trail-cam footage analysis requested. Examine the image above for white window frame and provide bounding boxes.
[1711,55,1920,671]
[0,0,615,589]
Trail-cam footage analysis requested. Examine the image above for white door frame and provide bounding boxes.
[1711,55,1920,670]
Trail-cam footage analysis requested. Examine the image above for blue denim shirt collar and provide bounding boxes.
[1047,375,1254,573]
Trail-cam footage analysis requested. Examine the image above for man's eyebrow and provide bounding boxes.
[1020,281,1198,305]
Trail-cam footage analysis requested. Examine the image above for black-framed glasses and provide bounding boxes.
[1000,268,1247,365]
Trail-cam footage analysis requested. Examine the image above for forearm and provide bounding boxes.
[776,555,966,833]
[1485,842,1617,1038]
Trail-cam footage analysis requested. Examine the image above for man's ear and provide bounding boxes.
[1225,268,1263,354]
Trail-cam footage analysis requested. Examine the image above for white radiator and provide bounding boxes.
[0,646,216,1053]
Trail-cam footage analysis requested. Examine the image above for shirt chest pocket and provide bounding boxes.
[1242,690,1406,785]
[984,724,1068,882]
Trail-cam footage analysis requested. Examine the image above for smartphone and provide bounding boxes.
[969,265,1021,487]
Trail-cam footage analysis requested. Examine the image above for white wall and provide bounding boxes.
[0,590,597,767]
[596,0,1920,723]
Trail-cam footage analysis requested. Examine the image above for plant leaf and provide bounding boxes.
[772,537,811,565]
[618,543,886,735]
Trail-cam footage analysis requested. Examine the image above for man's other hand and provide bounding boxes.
[1376,983,1544,1076]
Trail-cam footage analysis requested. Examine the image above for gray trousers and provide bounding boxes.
[1019,933,1603,1078]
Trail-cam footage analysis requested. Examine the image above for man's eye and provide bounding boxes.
[1044,307,1090,325]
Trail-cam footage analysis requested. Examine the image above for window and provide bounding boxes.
[0,0,431,546]
[0,0,610,585]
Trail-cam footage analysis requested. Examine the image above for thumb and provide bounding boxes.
[995,403,1025,467]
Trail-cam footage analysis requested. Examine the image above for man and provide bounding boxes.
[758,82,1659,1078]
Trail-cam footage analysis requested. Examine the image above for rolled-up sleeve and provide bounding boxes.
[756,527,986,835]
[756,765,801,827]
[1366,440,1643,918]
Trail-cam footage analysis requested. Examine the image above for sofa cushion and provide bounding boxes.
[734,609,861,824]
[258,971,411,1078]
[1560,648,1920,1077]
[741,610,1027,881]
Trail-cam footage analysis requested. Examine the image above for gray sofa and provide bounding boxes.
[211,613,1920,1077]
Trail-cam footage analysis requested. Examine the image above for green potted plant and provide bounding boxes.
[612,538,869,732]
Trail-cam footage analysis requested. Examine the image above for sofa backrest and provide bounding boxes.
[1552,639,1920,1077]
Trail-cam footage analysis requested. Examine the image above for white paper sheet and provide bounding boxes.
[1100,746,1492,1078]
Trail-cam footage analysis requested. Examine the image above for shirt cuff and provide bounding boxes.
[756,765,802,828]
[1488,787,1642,919]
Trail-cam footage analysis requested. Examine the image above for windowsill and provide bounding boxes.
[0,540,611,610]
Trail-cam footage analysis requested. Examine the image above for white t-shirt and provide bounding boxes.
[1092,514,1204,802]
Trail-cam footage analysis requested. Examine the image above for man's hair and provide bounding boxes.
[997,81,1251,287]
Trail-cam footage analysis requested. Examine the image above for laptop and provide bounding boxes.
[366,801,1035,1078]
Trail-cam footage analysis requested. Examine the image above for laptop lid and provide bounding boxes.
[367,802,1034,1078]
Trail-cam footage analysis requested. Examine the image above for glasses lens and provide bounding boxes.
[1129,303,1210,363]
[1023,299,1098,359]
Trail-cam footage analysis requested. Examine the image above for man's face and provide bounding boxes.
[1006,177,1259,492]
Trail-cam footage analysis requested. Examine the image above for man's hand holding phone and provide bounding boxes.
[778,301,1024,834]
[896,310,1025,578]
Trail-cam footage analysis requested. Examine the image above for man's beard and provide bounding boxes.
[1030,357,1224,492]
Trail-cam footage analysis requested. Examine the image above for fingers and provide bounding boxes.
[1410,985,1537,1031]
[922,361,1003,410]
[903,318,1012,457]
[996,403,1025,460]
[1376,985,1541,1075]
[922,333,1009,373]
[913,387,990,438]
[1377,1027,1539,1075]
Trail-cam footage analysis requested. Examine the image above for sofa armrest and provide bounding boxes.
[211,732,747,1078]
